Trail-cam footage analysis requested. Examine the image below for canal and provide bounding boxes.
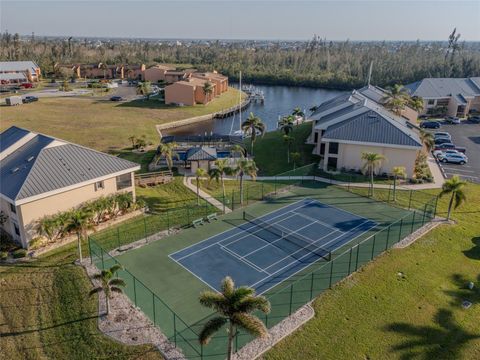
[165,84,345,136]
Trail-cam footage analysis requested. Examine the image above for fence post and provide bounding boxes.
[408,189,413,210]
[173,313,177,346]
[433,195,439,217]
[355,244,360,271]
[222,193,226,213]
[385,225,391,251]
[398,219,403,242]
[231,190,235,211]
[133,277,137,306]
[152,292,156,325]
[329,260,334,288]
[289,284,294,315]
[422,204,427,225]
[310,272,315,300]
[204,199,208,218]
[347,247,353,274]
[371,235,376,259]
[387,183,391,202]
[411,211,416,233]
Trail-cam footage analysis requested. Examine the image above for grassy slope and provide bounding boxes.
[116,149,156,173]
[0,242,163,360]
[246,122,318,175]
[264,183,480,360]
[1,88,244,152]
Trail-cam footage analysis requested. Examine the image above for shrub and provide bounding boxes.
[0,251,8,260]
[12,249,27,259]
[29,237,44,250]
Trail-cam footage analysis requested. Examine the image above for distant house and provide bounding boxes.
[192,71,229,96]
[164,77,216,106]
[406,77,480,117]
[308,85,422,177]
[125,64,146,80]
[0,126,140,248]
[0,61,41,82]
[144,64,176,83]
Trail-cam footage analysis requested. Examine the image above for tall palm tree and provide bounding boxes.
[439,175,467,221]
[208,159,232,201]
[136,81,152,100]
[195,168,208,205]
[382,84,409,116]
[392,166,407,202]
[283,135,294,163]
[361,152,385,197]
[278,115,294,135]
[234,159,257,205]
[157,142,178,171]
[89,264,126,316]
[241,113,266,156]
[409,96,425,113]
[292,107,305,118]
[203,81,214,103]
[230,144,245,159]
[65,209,94,262]
[199,276,270,360]
[419,130,435,153]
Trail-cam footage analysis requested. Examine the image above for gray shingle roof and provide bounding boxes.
[0,127,139,202]
[322,110,422,148]
[0,126,30,152]
[186,147,217,161]
[0,61,39,73]
[405,78,480,98]
[0,72,27,81]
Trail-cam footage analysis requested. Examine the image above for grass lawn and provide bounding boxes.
[264,183,480,360]
[246,122,319,175]
[1,88,244,152]
[0,242,163,360]
[116,149,157,173]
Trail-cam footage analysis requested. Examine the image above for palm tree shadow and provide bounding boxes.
[463,237,480,261]
[443,273,480,307]
[384,309,480,359]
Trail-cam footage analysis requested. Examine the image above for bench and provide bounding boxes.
[206,213,218,223]
[192,218,204,228]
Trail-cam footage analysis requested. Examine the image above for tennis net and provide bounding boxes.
[243,211,332,261]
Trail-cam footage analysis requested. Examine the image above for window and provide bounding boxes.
[329,142,339,155]
[327,157,338,170]
[314,132,319,143]
[428,99,435,105]
[94,181,105,191]
[116,173,132,190]
[320,143,326,155]
[10,203,16,214]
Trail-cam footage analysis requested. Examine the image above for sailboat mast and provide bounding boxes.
[239,71,242,131]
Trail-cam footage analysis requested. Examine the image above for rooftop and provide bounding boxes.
[0,61,39,72]
[405,78,480,98]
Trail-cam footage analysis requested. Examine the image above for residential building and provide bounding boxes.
[406,77,480,117]
[144,64,176,83]
[164,69,196,84]
[308,85,423,177]
[54,63,82,78]
[0,61,41,82]
[164,77,216,106]
[125,64,146,80]
[192,71,229,96]
[0,126,140,248]
[0,72,28,85]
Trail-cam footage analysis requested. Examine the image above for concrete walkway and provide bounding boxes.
[183,176,231,213]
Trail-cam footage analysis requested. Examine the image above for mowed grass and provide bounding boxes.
[1,88,244,152]
[264,183,480,360]
[0,242,163,360]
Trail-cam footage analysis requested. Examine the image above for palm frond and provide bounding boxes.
[108,278,127,287]
[89,287,102,297]
[198,316,227,345]
[109,264,123,274]
[454,190,466,209]
[221,276,235,297]
[232,313,268,338]
[199,291,225,310]
[110,286,124,294]
[238,296,271,314]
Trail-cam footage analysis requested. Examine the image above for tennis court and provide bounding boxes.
[170,198,376,294]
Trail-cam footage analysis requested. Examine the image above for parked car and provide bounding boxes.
[22,96,38,103]
[434,137,453,145]
[420,121,441,129]
[445,116,461,124]
[468,115,480,124]
[439,153,468,165]
[433,149,460,158]
[20,83,33,89]
[5,96,23,106]
[110,96,123,101]
[434,143,466,153]
[434,132,451,140]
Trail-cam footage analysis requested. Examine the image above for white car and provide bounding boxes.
[433,149,459,158]
[438,152,468,164]
[445,116,461,124]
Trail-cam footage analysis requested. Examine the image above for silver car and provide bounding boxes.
[439,153,468,164]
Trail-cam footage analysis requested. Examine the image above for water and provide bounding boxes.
[165,84,345,136]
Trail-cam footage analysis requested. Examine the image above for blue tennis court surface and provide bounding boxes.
[169,198,377,294]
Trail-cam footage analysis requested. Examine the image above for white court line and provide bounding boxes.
[291,210,344,233]
[220,245,271,275]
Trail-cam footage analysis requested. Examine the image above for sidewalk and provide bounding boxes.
[183,176,231,213]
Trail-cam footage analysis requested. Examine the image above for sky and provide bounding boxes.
[1,0,479,41]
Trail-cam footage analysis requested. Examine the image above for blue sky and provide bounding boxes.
[1,1,479,41]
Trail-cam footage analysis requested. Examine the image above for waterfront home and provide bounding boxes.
[406,77,480,118]
[307,85,423,177]
[164,77,217,106]
[144,64,176,83]
[0,61,41,82]
[192,71,229,96]
[0,126,140,248]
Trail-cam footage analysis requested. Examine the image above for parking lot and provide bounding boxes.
[432,120,480,183]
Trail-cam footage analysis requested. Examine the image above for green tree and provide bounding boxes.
[292,107,305,121]
[208,159,233,202]
[230,144,245,159]
[65,209,94,262]
[157,142,178,171]
[89,264,126,316]
[233,159,257,205]
[195,168,208,206]
[278,115,294,135]
[361,152,385,197]
[439,175,467,221]
[36,216,59,243]
[199,276,270,360]
[409,96,424,113]
[283,135,294,163]
[392,166,407,202]
[241,113,266,156]
[203,81,214,103]
[382,84,409,115]
[136,81,152,100]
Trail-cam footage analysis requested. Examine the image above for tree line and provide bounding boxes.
[2,30,479,90]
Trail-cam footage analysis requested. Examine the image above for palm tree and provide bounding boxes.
[361,152,385,197]
[136,81,152,100]
[230,144,245,159]
[419,130,435,153]
[233,159,257,205]
[278,115,294,135]
[241,113,266,156]
[65,209,94,262]
[199,276,270,360]
[89,264,126,316]
[203,81,214,103]
[195,168,208,205]
[283,135,294,163]
[439,175,467,221]
[292,107,305,124]
[392,166,406,202]
[291,152,301,171]
[36,216,59,243]
[157,142,178,171]
[409,96,424,113]
[382,84,409,115]
[128,135,137,149]
[208,159,232,201]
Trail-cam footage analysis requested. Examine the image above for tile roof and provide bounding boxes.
[405,78,480,98]
[0,127,139,202]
